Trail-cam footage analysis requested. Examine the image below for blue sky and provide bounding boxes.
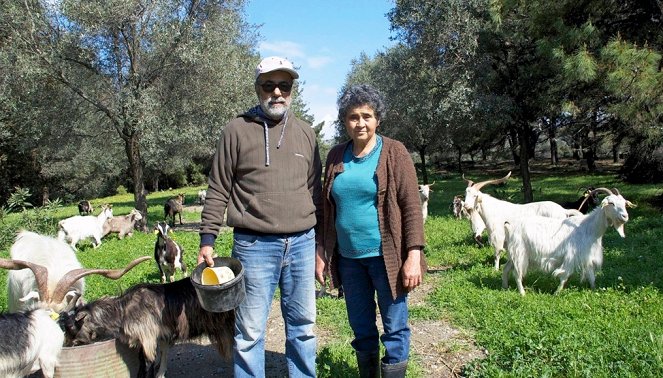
[244,0,396,139]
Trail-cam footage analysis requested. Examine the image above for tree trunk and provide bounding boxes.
[418,147,428,184]
[456,146,463,175]
[125,131,148,231]
[548,127,558,165]
[509,129,521,166]
[519,126,533,203]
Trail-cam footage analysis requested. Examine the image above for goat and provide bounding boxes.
[103,208,143,239]
[58,204,113,250]
[0,308,64,378]
[59,278,235,378]
[502,188,635,295]
[451,195,467,219]
[7,231,85,313]
[2,253,151,314]
[560,186,600,214]
[418,182,435,222]
[198,189,207,205]
[463,172,583,270]
[164,193,184,226]
[154,222,187,283]
[77,200,94,216]
[451,195,486,246]
[0,256,150,377]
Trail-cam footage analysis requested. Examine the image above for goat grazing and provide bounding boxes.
[77,200,94,216]
[451,195,486,247]
[58,204,113,250]
[59,278,235,378]
[0,308,64,378]
[502,188,635,295]
[463,172,583,270]
[418,182,435,222]
[0,256,150,377]
[560,186,600,214]
[154,222,187,283]
[103,208,143,239]
[164,193,184,226]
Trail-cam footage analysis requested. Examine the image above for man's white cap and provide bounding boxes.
[255,56,299,80]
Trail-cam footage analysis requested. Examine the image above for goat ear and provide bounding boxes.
[19,291,40,302]
[626,200,637,208]
[153,229,159,234]
[74,311,88,322]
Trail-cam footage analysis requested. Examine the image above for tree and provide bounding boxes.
[2,0,258,224]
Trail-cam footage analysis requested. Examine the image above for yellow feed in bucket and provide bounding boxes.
[201,266,236,285]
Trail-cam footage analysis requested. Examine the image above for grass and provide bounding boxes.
[2,167,663,377]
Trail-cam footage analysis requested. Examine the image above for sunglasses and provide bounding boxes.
[257,81,293,93]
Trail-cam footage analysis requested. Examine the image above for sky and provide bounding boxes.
[244,0,397,140]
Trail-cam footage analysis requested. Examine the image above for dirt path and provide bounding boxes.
[165,271,484,377]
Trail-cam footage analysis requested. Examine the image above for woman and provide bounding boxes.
[315,84,426,378]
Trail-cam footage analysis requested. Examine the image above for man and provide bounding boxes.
[198,56,322,377]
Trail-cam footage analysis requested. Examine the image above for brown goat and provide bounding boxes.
[164,193,185,226]
[59,278,235,378]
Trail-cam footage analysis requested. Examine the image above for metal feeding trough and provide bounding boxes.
[53,338,141,378]
[191,256,245,313]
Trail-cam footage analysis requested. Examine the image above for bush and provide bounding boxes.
[621,141,663,184]
[116,185,128,195]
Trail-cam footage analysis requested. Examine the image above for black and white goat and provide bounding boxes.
[154,222,187,283]
[502,188,635,295]
[77,200,94,216]
[0,308,64,378]
[59,278,235,378]
[164,193,184,226]
[0,256,150,378]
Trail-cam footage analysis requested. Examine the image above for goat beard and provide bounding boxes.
[613,221,626,237]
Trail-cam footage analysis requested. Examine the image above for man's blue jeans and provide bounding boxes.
[338,255,410,364]
[232,228,317,377]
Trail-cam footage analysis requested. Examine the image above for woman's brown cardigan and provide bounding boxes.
[321,136,427,300]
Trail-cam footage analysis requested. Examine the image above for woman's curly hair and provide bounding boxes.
[337,84,386,124]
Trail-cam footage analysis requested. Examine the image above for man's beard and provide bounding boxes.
[260,97,289,120]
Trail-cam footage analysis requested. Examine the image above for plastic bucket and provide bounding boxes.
[191,256,245,313]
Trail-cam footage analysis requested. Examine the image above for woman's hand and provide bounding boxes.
[402,248,422,292]
[315,244,327,286]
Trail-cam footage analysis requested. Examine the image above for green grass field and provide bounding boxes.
[1,168,663,377]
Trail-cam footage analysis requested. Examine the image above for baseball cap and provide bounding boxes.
[255,56,299,80]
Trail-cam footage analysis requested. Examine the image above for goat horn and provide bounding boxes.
[612,188,621,196]
[591,187,615,196]
[472,171,512,191]
[462,174,474,187]
[51,256,152,305]
[0,258,51,303]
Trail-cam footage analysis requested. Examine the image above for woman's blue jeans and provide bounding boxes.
[232,228,317,377]
[338,255,410,364]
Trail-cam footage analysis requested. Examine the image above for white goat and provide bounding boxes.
[463,172,583,270]
[418,182,435,222]
[58,204,113,250]
[502,188,635,295]
[198,189,207,205]
[0,308,64,378]
[102,208,143,239]
[7,231,85,313]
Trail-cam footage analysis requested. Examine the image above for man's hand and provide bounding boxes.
[198,245,216,267]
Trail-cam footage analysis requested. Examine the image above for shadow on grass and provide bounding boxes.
[316,346,356,378]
